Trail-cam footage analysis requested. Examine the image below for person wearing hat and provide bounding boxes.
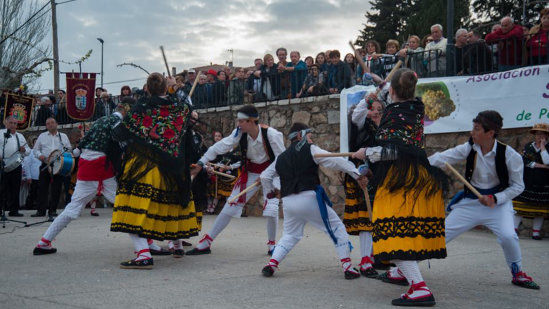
[187,105,285,256]
[513,123,549,240]
[260,122,366,280]
[427,110,539,291]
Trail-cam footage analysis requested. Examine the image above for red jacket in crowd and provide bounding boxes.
[485,24,524,66]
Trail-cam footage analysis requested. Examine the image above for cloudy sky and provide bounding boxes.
[34,0,372,92]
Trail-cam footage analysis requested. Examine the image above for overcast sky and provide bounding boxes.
[33,0,372,93]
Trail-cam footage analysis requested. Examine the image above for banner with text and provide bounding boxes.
[340,65,549,152]
[65,72,96,121]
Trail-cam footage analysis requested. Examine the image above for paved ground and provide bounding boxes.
[0,209,547,309]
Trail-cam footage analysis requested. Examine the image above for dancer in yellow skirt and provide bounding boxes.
[353,69,448,306]
[343,91,385,277]
[111,73,199,269]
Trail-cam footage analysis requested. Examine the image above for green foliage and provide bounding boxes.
[356,0,471,49]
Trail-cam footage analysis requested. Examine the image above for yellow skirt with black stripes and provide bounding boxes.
[343,174,373,235]
[512,200,549,219]
[110,157,199,241]
[372,166,446,261]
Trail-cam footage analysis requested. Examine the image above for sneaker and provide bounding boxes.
[33,246,57,255]
[262,265,275,277]
[391,281,436,307]
[378,270,409,286]
[512,271,540,290]
[120,258,154,269]
[185,247,211,255]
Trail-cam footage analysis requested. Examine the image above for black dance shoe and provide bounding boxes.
[360,266,379,278]
[391,294,436,307]
[344,268,361,280]
[262,265,275,277]
[150,248,172,256]
[173,249,185,258]
[185,247,211,255]
[120,258,154,269]
[378,271,409,286]
[33,246,57,255]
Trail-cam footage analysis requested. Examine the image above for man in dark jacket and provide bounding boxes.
[329,50,352,94]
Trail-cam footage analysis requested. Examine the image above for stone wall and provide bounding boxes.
[196,95,547,236]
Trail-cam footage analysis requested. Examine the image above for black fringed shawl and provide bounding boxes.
[372,98,449,199]
[115,95,194,208]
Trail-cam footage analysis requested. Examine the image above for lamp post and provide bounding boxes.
[97,38,104,88]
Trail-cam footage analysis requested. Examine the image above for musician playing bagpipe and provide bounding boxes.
[33,104,126,255]
[0,115,31,217]
[110,73,199,269]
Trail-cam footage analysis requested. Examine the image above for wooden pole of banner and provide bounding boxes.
[313,152,355,158]
[160,46,171,78]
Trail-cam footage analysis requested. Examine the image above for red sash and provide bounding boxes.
[77,156,115,195]
[231,160,271,205]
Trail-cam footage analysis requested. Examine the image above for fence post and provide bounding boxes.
[446,0,455,76]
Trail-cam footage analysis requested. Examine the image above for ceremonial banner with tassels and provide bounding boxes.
[65,72,96,121]
[2,90,34,131]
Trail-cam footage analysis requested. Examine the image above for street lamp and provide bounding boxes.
[97,38,104,88]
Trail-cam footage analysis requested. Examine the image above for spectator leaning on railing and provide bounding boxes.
[454,28,469,75]
[296,64,328,98]
[399,35,425,76]
[254,53,280,101]
[526,8,549,65]
[382,39,400,78]
[329,50,352,94]
[485,16,524,70]
[463,30,494,75]
[276,47,290,99]
[425,23,447,76]
[286,51,307,98]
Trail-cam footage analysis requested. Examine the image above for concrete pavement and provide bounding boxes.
[0,209,547,309]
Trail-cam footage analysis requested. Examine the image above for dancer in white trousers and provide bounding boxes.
[187,105,285,255]
[33,109,125,255]
[428,110,539,290]
[261,122,367,280]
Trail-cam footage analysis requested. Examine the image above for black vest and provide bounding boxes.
[239,125,275,165]
[464,138,509,194]
[275,142,320,197]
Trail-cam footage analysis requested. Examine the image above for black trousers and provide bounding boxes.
[26,179,39,209]
[1,165,22,213]
[36,163,64,214]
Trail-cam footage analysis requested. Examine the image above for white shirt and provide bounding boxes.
[351,99,369,130]
[34,130,72,159]
[528,142,549,167]
[260,144,360,194]
[428,141,524,205]
[199,126,285,165]
[22,149,41,180]
[0,129,30,160]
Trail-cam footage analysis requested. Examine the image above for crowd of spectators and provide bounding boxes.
[1,9,546,124]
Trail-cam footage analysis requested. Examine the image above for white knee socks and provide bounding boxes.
[129,234,151,261]
[266,215,278,249]
[394,260,424,285]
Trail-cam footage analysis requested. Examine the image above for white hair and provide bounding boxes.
[40,96,50,103]
[501,16,514,24]
[455,28,468,38]
[431,24,443,32]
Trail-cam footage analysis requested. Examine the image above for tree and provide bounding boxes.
[356,0,471,49]
[471,0,547,30]
[0,0,51,90]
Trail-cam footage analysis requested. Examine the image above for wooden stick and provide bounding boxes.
[207,162,226,169]
[188,70,201,97]
[228,181,260,204]
[313,152,355,158]
[384,60,403,82]
[444,162,483,199]
[364,191,373,221]
[212,170,236,180]
[160,46,171,77]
